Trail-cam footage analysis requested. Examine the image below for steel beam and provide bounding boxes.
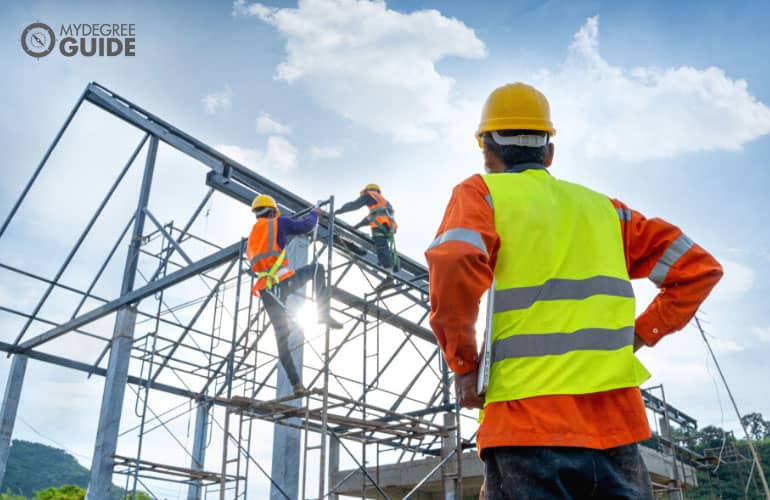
[86,136,158,500]
[11,134,148,349]
[17,241,241,351]
[186,401,211,500]
[332,288,434,343]
[0,89,87,239]
[270,237,307,500]
[0,355,27,485]
[206,171,429,293]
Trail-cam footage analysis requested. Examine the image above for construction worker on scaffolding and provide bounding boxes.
[425,83,723,499]
[247,194,343,394]
[337,183,399,290]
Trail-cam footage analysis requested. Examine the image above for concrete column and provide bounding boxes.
[0,355,28,485]
[441,412,458,500]
[187,401,211,500]
[86,136,158,500]
[439,357,457,500]
[328,439,340,500]
[270,236,308,500]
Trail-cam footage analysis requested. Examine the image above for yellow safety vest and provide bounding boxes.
[482,169,650,405]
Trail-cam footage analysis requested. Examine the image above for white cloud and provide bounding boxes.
[753,327,770,343]
[310,145,343,159]
[265,135,298,170]
[215,135,298,171]
[536,16,770,161]
[708,336,744,354]
[215,143,262,167]
[708,258,755,303]
[234,0,486,143]
[256,112,291,135]
[201,85,232,114]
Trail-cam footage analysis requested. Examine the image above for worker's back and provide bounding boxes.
[484,169,627,289]
[481,168,649,403]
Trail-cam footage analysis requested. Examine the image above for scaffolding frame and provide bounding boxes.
[0,82,717,499]
[0,82,462,499]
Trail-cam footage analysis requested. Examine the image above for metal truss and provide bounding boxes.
[0,82,703,499]
[0,82,460,499]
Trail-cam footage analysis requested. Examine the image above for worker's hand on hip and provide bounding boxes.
[633,333,646,352]
[455,370,484,409]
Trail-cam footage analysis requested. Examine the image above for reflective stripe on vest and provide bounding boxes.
[247,217,294,292]
[482,170,650,404]
[494,276,633,312]
[249,218,283,268]
[366,191,395,232]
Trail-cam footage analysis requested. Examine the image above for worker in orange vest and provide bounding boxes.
[425,83,723,498]
[338,184,399,289]
[247,194,343,393]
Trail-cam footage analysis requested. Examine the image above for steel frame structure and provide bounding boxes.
[0,82,461,499]
[0,82,703,499]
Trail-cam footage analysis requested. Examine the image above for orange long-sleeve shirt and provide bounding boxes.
[426,173,723,452]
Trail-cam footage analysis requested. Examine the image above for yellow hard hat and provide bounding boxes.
[360,183,380,195]
[251,194,280,215]
[476,83,555,148]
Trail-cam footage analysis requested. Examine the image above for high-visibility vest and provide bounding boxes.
[246,217,295,295]
[482,169,650,404]
[365,191,397,233]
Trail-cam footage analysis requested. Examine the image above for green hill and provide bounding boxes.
[1,441,89,497]
[0,440,149,500]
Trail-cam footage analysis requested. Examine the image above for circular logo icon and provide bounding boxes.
[21,22,56,58]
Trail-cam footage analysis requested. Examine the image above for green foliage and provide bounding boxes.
[683,414,770,499]
[0,440,150,500]
[742,412,770,442]
[0,441,88,497]
[31,485,85,500]
[1,491,27,500]
[123,494,152,500]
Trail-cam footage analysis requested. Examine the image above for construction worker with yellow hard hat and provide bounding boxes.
[247,194,343,393]
[425,83,723,499]
[338,183,399,290]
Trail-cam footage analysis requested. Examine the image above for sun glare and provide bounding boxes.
[296,301,321,336]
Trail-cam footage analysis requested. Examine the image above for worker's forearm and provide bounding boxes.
[636,250,722,346]
[612,199,723,347]
[427,250,492,374]
[337,194,368,214]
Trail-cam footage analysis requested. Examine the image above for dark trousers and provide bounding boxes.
[372,231,396,271]
[261,264,328,387]
[483,444,654,500]
[275,263,327,300]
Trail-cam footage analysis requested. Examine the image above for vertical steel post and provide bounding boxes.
[440,357,457,500]
[187,400,211,500]
[270,236,308,500]
[86,136,158,500]
[318,196,335,500]
[0,355,28,485]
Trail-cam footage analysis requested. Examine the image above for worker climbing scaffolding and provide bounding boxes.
[246,194,343,394]
[337,183,399,290]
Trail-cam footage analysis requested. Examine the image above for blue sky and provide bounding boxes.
[2,0,770,496]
